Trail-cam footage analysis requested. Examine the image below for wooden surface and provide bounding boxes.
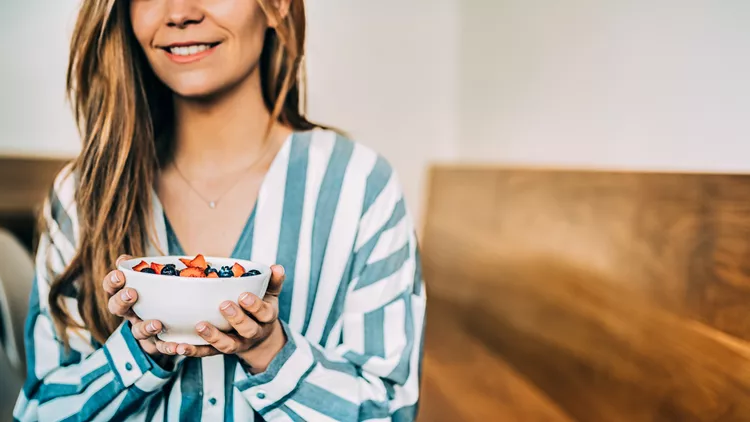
[0,156,69,249]
[418,166,750,421]
[419,296,574,422]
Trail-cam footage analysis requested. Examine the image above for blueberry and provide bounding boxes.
[242,269,261,277]
[140,268,157,274]
[161,266,178,276]
[217,266,233,278]
[205,267,218,276]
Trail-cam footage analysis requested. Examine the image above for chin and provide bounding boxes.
[168,73,249,102]
[169,80,225,100]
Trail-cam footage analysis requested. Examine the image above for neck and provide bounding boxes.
[171,69,279,171]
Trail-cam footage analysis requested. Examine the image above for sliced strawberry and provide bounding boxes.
[180,267,206,278]
[151,263,165,274]
[179,258,193,267]
[189,254,208,270]
[133,261,149,272]
[207,272,219,278]
[231,263,246,277]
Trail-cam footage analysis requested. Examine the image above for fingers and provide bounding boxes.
[238,293,277,324]
[177,344,221,358]
[195,322,244,354]
[154,341,179,356]
[220,301,261,339]
[132,320,162,341]
[103,270,126,296]
[107,287,138,317]
[266,265,285,296]
[103,254,132,296]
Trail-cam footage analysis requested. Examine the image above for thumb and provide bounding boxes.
[266,265,285,296]
[116,254,133,267]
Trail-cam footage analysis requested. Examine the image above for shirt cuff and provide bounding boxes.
[103,321,177,389]
[234,321,316,414]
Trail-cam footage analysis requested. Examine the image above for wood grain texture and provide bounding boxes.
[419,166,750,421]
[419,296,573,422]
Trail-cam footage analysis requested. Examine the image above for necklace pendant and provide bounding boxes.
[209,201,216,209]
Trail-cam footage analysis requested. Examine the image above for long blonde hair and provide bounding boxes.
[49,0,320,346]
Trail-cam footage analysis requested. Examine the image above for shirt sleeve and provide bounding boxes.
[234,165,426,421]
[13,178,179,422]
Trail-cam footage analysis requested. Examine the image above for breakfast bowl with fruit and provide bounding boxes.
[118,254,271,345]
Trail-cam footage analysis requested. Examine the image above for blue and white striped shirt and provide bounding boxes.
[13,129,426,421]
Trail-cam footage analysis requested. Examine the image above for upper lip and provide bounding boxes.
[160,41,221,49]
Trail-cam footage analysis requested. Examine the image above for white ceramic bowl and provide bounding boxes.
[118,256,271,345]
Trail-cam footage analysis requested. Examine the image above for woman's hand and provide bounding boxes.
[167,265,287,373]
[104,255,177,361]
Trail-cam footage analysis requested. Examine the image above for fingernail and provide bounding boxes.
[147,321,157,333]
[177,345,186,355]
[111,272,121,284]
[277,265,285,276]
[240,293,254,306]
[196,323,208,333]
[221,302,236,316]
[120,290,132,301]
[165,345,173,354]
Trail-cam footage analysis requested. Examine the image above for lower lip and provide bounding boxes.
[163,45,219,64]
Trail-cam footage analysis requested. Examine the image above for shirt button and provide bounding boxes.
[256,390,266,400]
[125,362,133,371]
[208,397,217,406]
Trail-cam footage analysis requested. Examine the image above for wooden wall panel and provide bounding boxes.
[425,167,750,339]
[0,156,69,250]
[419,166,750,421]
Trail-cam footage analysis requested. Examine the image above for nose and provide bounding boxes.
[165,0,204,28]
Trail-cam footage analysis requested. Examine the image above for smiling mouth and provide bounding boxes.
[161,42,221,57]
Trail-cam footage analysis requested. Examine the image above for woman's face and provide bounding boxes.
[130,0,269,98]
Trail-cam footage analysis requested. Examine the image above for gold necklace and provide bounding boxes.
[172,143,274,209]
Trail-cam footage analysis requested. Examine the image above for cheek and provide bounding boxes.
[233,12,269,67]
[214,2,268,52]
[129,2,160,51]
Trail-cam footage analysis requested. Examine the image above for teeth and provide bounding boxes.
[169,44,211,56]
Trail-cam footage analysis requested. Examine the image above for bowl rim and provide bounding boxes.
[118,255,271,284]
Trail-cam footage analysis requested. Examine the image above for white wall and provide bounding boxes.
[459,0,750,171]
[305,0,459,218]
[9,1,750,216]
[0,0,81,157]
[0,0,458,218]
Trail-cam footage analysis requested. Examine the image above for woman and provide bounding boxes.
[13,0,425,421]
